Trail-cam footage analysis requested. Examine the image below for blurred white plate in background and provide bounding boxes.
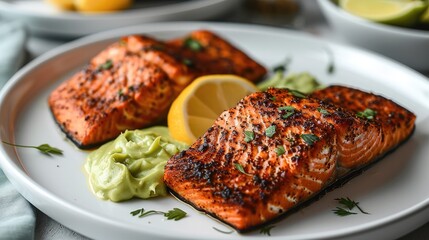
[0,0,239,37]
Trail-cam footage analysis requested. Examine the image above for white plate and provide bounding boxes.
[1,22,429,240]
[0,0,239,37]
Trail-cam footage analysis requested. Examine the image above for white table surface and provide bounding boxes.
[23,1,429,239]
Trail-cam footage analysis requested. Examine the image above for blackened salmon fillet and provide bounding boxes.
[164,86,415,231]
[48,30,266,149]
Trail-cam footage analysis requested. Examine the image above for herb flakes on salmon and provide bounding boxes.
[164,86,415,232]
[48,30,266,149]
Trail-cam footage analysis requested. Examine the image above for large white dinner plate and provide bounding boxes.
[0,0,238,37]
[1,22,429,240]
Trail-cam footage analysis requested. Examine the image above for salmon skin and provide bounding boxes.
[48,30,266,149]
[164,86,415,232]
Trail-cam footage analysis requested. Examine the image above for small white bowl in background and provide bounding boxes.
[317,0,429,72]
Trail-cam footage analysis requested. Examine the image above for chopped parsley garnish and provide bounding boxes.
[212,227,234,234]
[2,141,63,156]
[278,106,295,119]
[234,163,252,176]
[130,208,187,221]
[182,58,193,66]
[356,108,377,120]
[289,89,307,98]
[333,197,369,216]
[272,65,286,72]
[332,207,357,216]
[98,59,113,70]
[184,38,203,51]
[300,134,319,146]
[326,48,335,74]
[269,96,276,101]
[272,57,291,73]
[317,107,329,116]
[260,225,275,236]
[244,131,254,142]
[117,89,124,96]
[275,146,285,156]
[265,125,276,138]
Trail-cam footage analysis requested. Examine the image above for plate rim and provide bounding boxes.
[0,0,230,20]
[1,21,429,239]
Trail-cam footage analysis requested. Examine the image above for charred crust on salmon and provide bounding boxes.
[164,86,416,232]
[48,30,267,148]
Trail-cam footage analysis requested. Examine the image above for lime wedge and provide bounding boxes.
[420,5,429,24]
[340,0,428,27]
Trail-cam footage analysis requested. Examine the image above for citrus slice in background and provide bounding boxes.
[339,0,427,27]
[168,75,258,145]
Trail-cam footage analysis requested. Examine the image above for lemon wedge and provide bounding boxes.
[45,0,75,10]
[167,75,258,145]
[340,0,427,27]
[74,0,132,12]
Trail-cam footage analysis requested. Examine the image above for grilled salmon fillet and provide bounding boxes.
[164,86,415,231]
[168,30,267,82]
[48,30,266,148]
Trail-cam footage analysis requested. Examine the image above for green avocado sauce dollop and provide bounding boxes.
[84,126,188,202]
[258,71,323,94]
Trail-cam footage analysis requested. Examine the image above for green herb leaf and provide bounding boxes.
[356,108,377,120]
[98,59,113,70]
[182,58,193,66]
[212,227,234,234]
[335,197,369,214]
[164,208,187,221]
[326,48,335,75]
[278,106,295,119]
[327,63,335,74]
[300,134,319,146]
[130,208,143,216]
[278,106,294,111]
[265,125,276,138]
[234,163,252,176]
[332,207,357,216]
[269,96,276,101]
[272,65,286,72]
[131,208,187,221]
[260,225,275,236]
[244,131,254,142]
[275,146,285,156]
[272,57,291,73]
[317,107,329,116]
[289,89,307,98]
[2,141,63,156]
[184,38,203,51]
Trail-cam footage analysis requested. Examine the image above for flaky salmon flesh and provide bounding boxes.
[48,30,266,148]
[164,86,415,231]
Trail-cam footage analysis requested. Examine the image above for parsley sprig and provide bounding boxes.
[2,141,63,156]
[130,208,187,221]
[260,225,275,236]
[332,197,369,216]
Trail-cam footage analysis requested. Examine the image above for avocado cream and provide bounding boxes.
[258,71,322,94]
[84,126,188,202]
